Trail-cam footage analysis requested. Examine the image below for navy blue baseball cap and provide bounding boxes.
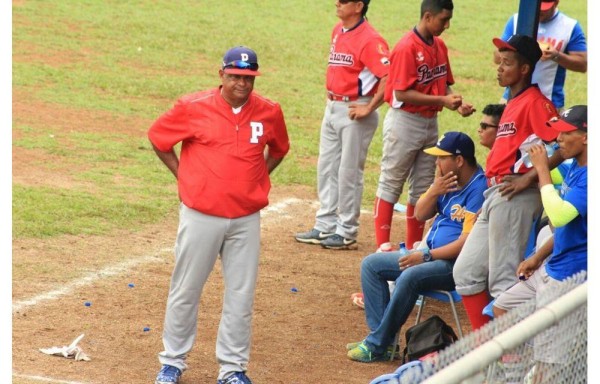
[424,131,475,158]
[222,46,261,76]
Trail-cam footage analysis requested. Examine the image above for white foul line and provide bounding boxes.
[260,197,303,215]
[12,254,163,314]
[13,197,306,315]
[13,373,91,384]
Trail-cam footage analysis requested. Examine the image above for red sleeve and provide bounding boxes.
[390,44,418,91]
[360,37,390,79]
[266,106,290,159]
[147,98,193,152]
[531,99,559,141]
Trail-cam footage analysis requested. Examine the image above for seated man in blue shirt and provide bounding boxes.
[347,132,488,362]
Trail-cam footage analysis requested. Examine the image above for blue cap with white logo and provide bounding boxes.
[424,131,475,158]
[222,46,261,76]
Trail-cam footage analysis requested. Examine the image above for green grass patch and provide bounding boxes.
[13,0,587,239]
[12,184,172,238]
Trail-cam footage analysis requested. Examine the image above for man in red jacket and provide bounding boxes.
[148,46,290,384]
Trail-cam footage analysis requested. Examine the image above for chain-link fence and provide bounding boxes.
[373,271,587,384]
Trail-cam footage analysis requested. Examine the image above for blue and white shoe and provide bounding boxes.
[217,372,253,384]
[155,365,182,384]
[295,228,334,244]
[321,234,357,250]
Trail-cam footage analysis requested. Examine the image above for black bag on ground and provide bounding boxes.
[402,315,458,363]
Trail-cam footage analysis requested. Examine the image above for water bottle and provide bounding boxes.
[398,242,409,256]
[522,142,559,168]
[392,241,410,291]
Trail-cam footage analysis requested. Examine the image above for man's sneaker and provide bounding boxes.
[295,228,334,244]
[346,340,363,350]
[346,341,400,359]
[321,234,357,250]
[217,372,253,384]
[155,365,182,384]
[347,341,385,362]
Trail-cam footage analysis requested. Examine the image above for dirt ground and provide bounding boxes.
[12,186,471,384]
[12,94,471,384]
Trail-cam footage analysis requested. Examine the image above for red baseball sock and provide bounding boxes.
[374,197,394,247]
[405,204,425,250]
[461,291,492,330]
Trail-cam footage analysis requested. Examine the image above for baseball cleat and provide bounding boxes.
[351,292,365,309]
[155,365,182,384]
[320,234,357,250]
[217,371,253,384]
[294,228,334,244]
[376,242,394,253]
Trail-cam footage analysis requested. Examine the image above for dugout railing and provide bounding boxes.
[387,271,587,384]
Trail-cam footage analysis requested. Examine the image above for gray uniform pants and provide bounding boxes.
[453,184,543,299]
[376,108,438,206]
[158,203,260,380]
[315,97,378,240]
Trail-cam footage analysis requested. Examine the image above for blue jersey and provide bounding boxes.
[426,166,487,250]
[545,162,587,280]
[501,11,587,108]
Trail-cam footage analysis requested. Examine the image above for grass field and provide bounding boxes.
[10,1,590,382]
[12,0,588,240]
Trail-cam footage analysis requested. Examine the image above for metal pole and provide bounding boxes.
[516,0,542,39]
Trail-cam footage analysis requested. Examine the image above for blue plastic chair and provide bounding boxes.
[415,290,464,338]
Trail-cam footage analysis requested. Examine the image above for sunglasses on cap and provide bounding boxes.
[223,60,259,71]
[479,122,499,130]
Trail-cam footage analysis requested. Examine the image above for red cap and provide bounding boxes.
[540,0,557,11]
[493,34,542,65]
[546,105,587,133]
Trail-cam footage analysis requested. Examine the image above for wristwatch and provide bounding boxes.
[422,248,433,262]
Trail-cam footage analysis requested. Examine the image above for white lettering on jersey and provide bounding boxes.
[329,51,355,66]
[416,64,448,84]
[497,121,517,137]
[241,53,249,61]
[250,122,264,143]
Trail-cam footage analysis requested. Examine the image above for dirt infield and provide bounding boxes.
[12,183,472,384]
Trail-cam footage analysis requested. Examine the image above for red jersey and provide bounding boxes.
[148,88,290,218]
[326,19,390,98]
[385,28,455,115]
[485,86,558,178]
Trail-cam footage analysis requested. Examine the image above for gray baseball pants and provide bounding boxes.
[315,97,378,240]
[494,266,573,364]
[158,203,260,380]
[376,108,438,206]
[453,184,543,299]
